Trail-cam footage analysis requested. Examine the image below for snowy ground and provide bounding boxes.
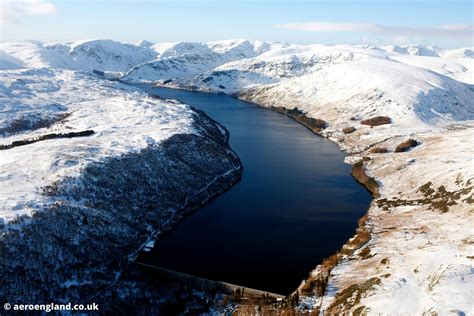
[1,39,472,314]
[0,68,195,223]
[317,126,474,314]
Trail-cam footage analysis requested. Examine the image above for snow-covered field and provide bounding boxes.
[1,39,472,314]
[0,68,197,223]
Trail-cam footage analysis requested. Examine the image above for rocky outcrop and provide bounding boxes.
[0,109,242,304]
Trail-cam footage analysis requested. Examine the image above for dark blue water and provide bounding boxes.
[136,85,371,295]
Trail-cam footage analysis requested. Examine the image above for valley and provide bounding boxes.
[0,39,472,314]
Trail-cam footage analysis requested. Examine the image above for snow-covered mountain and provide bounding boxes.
[0,39,472,314]
[234,47,473,129]
[0,41,73,69]
[378,44,474,59]
[378,44,443,57]
[67,39,156,71]
[0,39,158,71]
[124,39,286,82]
[122,42,473,139]
[440,47,474,58]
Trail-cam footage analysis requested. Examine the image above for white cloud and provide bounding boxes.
[1,0,57,24]
[275,21,474,38]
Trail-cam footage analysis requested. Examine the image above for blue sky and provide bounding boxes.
[1,0,473,47]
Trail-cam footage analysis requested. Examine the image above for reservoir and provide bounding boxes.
[136,85,372,295]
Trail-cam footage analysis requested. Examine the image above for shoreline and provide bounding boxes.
[238,90,380,306]
[147,82,378,301]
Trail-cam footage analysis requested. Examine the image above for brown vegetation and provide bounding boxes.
[360,116,391,127]
[342,126,356,134]
[231,290,306,315]
[296,115,327,131]
[369,146,388,153]
[234,302,309,315]
[326,277,382,314]
[270,106,327,132]
[376,181,472,213]
[358,247,372,260]
[351,160,379,196]
[342,215,371,254]
[300,254,339,297]
[395,138,419,152]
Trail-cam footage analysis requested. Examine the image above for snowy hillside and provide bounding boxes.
[440,47,474,58]
[236,50,473,131]
[0,69,196,222]
[0,39,472,314]
[374,45,474,84]
[0,43,242,304]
